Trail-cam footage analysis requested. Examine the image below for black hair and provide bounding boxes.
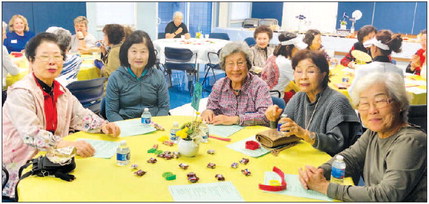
[303,29,321,48]
[273,32,297,58]
[253,25,273,40]
[119,30,156,69]
[25,32,65,62]
[292,49,330,88]
[357,25,377,43]
[376,30,402,56]
[103,24,125,45]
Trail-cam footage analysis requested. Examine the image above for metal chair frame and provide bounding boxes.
[163,47,198,93]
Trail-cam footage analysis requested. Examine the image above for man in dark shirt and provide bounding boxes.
[165,11,191,39]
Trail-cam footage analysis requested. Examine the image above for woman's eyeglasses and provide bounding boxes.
[358,96,393,111]
[36,55,63,62]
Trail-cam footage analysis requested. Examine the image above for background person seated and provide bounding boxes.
[96,24,125,77]
[2,32,120,200]
[165,11,191,39]
[46,26,82,86]
[349,30,404,94]
[265,49,362,156]
[340,25,377,68]
[303,29,337,64]
[298,72,427,202]
[3,14,35,53]
[201,42,272,126]
[2,21,20,104]
[406,29,426,75]
[261,31,306,99]
[249,25,275,74]
[105,30,170,122]
[70,16,96,53]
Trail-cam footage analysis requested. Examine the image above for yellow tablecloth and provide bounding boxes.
[17,116,352,202]
[329,65,427,105]
[5,54,100,88]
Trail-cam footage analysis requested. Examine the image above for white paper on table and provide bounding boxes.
[227,135,270,157]
[405,78,427,86]
[77,139,119,158]
[407,87,427,94]
[114,119,156,137]
[263,172,333,201]
[342,67,355,73]
[168,181,244,201]
[208,124,243,138]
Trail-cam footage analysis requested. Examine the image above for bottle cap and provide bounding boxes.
[173,121,179,127]
[144,108,149,112]
[336,155,344,161]
[120,140,127,145]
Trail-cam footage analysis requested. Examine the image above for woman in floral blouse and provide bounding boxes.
[2,32,120,199]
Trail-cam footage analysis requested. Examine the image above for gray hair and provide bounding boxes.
[350,72,410,123]
[219,41,252,71]
[46,26,72,52]
[173,11,183,19]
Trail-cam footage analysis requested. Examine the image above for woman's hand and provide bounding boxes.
[299,165,329,195]
[212,115,239,125]
[57,140,95,157]
[347,61,356,69]
[265,105,283,122]
[101,122,121,137]
[201,110,215,123]
[279,118,306,137]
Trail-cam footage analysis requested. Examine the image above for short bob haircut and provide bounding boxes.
[253,25,273,40]
[291,49,330,88]
[219,42,252,71]
[302,29,321,48]
[350,72,409,123]
[273,31,297,58]
[9,15,30,32]
[46,26,72,52]
[357,25,377,43]
[25,32,66,63]
[103,24,125,45]
[73,16,89,26]
[119,30,156,69]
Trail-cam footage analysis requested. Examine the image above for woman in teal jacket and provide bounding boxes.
[105,30,169,122]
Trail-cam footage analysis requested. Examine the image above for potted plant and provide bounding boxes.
[175,112,208,157]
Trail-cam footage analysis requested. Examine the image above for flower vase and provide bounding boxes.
[178,139,199,157]
[340,24,347,30]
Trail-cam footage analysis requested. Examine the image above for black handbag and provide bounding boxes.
[18,156,76,181]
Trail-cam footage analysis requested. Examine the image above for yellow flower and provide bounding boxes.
[176,127,189,139]
[196,112,200,115]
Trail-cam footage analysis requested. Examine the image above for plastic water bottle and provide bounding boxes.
[141,108,152,127]
[331,155,346,184]
[170,121,180,143]
[116,140,130,166]
[201,122,209,143]
[277,113,288,132]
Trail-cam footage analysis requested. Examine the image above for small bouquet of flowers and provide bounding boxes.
[175,112,208,144]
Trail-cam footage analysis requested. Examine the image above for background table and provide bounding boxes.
[5,54,100,88]
[17,116,350,202]
[153,38,230,64]
[329,65,427,105]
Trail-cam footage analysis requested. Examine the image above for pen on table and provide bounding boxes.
[209,135,231,142]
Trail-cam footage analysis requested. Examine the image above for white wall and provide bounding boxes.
[218,2,229,28]
[136,2,157,40]
[281,2,338,33]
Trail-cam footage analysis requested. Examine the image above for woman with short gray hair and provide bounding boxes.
[298,72,426,201]
[201,42,272,126]
[46,26,82,86]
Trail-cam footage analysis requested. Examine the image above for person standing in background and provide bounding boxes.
[70,16,96,53]
[165,11,191,39]
[3,14,35,53]
[406,29,426,75]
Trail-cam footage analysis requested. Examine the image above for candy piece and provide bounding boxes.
[207,162,216,169]
[187,172,196,178]
[173,152,181,159]
[158,135,169,142]
[152,144,159,149]
[207,149,215,155]
[179,163,189,170]
[166,174,176,180]
[215,174,225,181]
[245,140,260,150]
[231,162,239,168]
[147,158,157,163]
[163,141,174,146]
[134,169,146,176]
[241,169,251,176]
[154,150,163,155]
[240,158,250,165]
[130,164,139,170]
[188,176,199,183]
[162,172,173,178]
[147,148,156,153]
